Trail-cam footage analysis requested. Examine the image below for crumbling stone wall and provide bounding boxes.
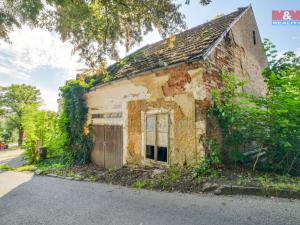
[127,97,195,166]
[208,7,268,96]
[86,62,205,167]
[126,62,204,166]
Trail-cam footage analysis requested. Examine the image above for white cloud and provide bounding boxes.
[0,26,162,111]
[0,66,31,80]
[0,26,87,111]
[39,87,59,112]
[0,26,85,80]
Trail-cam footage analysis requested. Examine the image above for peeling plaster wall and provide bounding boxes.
[85,79,151,165]
[85,7,268,167]
[85,65,204,167]
[208,7,268,96]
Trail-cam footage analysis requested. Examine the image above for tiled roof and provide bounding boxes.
[103,6,249,82]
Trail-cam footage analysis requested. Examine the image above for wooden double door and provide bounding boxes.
[92,125,123,169]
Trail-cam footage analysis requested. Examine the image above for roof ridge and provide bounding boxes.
[202,5,251,59]
[121,6,250,61]
[94,5,251,87]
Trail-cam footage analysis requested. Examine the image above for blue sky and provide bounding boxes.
[179,0,300,53]
[0,0,299,111]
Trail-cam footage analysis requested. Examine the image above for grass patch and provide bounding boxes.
[87,175,100,182]
[147,167,181,189]
[132,180,146,189]
[0,164,37,172]
[14,165,37,172]
[54,170,76,177]
[129,167,202,192]
[0,164,13,170]
[257,175,300,191]
[34,157,70,174]
[1,157,69,174]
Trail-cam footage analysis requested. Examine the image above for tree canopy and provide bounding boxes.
[22,106,64,163]
[0,0,211,67]
[0,84,42,145]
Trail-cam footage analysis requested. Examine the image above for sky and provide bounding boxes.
[0,0,299,111]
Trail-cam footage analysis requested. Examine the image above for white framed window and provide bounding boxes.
[145,114,169,163]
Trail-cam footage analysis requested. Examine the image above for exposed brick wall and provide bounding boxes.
[157,61,205,97]
[208,7,268,96]
[162,68,191,96]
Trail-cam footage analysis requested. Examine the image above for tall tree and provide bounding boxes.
[0,84,42,146]
[0,0,211,67]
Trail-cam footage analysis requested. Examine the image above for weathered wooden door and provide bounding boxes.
[92,125,105,167]
[92,125,123,169]
[104,125,123,168]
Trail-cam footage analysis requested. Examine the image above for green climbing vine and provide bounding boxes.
[60,80,93,164]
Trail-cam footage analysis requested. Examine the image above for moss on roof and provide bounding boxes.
[90,7,249,86]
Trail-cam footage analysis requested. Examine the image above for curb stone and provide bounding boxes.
[47,173,58,177]
[45,173,82,181]
[214,185,300,200]
[202,182,219,192]
[34,169,42,175]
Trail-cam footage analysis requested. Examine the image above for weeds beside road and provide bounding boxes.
[2,157,299,199]
[1,149,300,199]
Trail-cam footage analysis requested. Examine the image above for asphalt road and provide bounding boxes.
[0,171,299,225]
[0,148,25,167]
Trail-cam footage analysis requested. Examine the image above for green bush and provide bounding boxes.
[60,80,93,164]
[22,106,66,163]
[210,40,300,175]
[228,150,248,166]
[194,139,220,177]
[132,180,146,189]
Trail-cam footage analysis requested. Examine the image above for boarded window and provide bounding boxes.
[145,114,169,163]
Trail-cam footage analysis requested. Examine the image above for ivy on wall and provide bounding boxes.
[60,80,93,164]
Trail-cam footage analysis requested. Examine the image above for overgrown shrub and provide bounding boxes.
[60,80,93,164]
[260,40,300,174]
[22,105,65,163]
[209,71,266,164]
[210,40,300,175]
[194,139,221,177]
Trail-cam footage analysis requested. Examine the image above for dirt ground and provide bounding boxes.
[44,163,300,194]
